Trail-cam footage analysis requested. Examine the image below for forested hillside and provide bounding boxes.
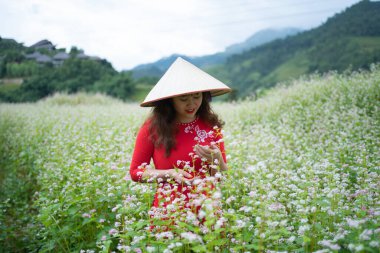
[0,38,138,102]
[210,0,380,96]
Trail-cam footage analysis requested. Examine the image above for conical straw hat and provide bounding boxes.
[140,57,231,107]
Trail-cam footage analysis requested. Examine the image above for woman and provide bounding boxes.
[129,57,231,230]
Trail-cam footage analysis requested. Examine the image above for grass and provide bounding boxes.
[0,83,21,93]
[263,51,310,83]
[37,92,124,106]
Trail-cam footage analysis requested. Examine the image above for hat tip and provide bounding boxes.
[175,56,185,62]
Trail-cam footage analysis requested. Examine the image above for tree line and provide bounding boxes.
[0,38,157,103]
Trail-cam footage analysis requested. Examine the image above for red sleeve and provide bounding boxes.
[129,121,154,182]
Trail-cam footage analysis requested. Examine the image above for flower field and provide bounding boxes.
[0,65,379,252]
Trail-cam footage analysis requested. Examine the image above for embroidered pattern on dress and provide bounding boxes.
[195,126,208,142]
[184,125,194,134]
[183,124,208,142]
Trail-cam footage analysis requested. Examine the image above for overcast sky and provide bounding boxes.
[0,0,360,70]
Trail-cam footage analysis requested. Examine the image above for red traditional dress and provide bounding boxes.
[129,117,226,229]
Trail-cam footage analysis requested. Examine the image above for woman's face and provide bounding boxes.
[172,92,203,123]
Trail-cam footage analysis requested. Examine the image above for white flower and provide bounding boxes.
[146,246,156,253]
[355,245,364,251]
[181,232,203,243]
[319,240,341,250]
[226,196,236,204]
[192,178,202,185]
[213,191,222,199]
[155,231,174,240]
[247,166,256,172]
[359,229,373,240]
[298,224,310,235]
[215,218,225,230]
[346,218,360,228]
[287,236,296,243]
[235,219,246,228]
[198,210,206,219]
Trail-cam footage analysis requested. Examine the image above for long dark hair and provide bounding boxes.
[147,92,224,157]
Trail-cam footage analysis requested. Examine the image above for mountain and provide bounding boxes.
[130,27,301,78]
[209,0,380,96]
[224,27,301,55]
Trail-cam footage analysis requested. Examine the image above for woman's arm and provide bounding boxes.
[129,122,154,182]
[130,121,195,184]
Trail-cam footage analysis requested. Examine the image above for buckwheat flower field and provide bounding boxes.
[1,65,379,252]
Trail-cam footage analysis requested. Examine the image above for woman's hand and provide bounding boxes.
[194,144,222,163]
[194,144,228,172]
[168,169,194,184]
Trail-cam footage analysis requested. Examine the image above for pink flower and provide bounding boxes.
[82,213,91,218]
[109,228,118,235]
[124,174,131,181]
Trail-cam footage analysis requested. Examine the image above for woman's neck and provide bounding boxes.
[176,115,197,124]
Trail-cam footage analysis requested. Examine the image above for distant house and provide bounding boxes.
[36,54,52,63]
[25,51,52,64]
[53,52,70,66]
[76,51,89,59]
[25,51,42,59]
[30,39,55,51]
[88,56,101,61]
[25,41,102,66]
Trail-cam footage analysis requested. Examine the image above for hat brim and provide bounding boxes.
[140,88,231,107]
[140,57,232,107]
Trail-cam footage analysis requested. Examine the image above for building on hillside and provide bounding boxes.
[25,51,42,59]
[53,52,70,66]
[30,39,55,51]
[88,56,102,61]
[25,42,103,66]
[76,51,89,59]
[35,54,52,64]
[25,51,52,64]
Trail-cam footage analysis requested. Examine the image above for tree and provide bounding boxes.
[93,72,136,100]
